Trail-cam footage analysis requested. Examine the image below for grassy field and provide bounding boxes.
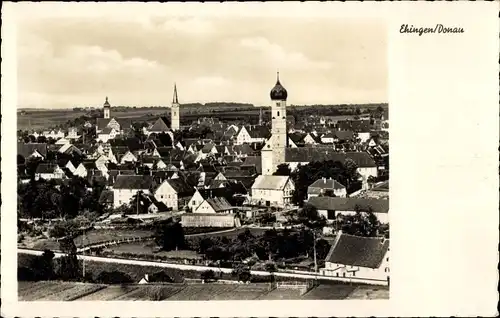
[17,280,389,300]
[106,241,201,260]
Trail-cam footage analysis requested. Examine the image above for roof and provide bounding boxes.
[285,149,377,168]
[308,178,346,190]
[325,232,389,268]
[241,156,262,174]
[113,175,154,190]
[245,125,271,139]
[205,197,233,212]
[165,178,194,196]
[307,196,389,213]
[17,143,48,158]
[251,175,291,190]
[35,163,60,174]
[149,117,171,132]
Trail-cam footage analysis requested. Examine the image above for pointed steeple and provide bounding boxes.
[173,83,179,104]
[276,70,280,84]
[104,96,110,107]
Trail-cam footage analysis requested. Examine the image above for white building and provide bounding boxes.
[112,175,154,208]
[250,175,295,207]
[154,178,194,211]
[307,196,389,224]
[307,177,347,199]
[320,231,390,285]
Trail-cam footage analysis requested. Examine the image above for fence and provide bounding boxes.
[77,236,154,253]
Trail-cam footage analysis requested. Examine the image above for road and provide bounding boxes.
[18,248,387,285]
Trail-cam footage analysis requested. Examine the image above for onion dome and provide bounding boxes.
[103,96,110,107]
[270,72,287,101]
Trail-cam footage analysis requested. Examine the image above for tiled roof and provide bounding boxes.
[205,197,233,212]
[246,125,271,139]
[165,178,194,196]
[149,117,171,132]
[17,143,48,158]
[241,156,262,174]
[251,175,291,190]
[99,190,114,203]
[285,149,377,167]
[35,163,59,174]
[325,232,389,269]
[308,178,346,190]
[113,175,154,189]
[307,196,389,213]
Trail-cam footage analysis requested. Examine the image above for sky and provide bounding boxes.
[17,10,387,109]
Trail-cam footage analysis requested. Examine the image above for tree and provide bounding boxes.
[298,204,326,273]
[154,220,185,251]
[232,264,251,283]
[200,269,216,282]
[128,191,150,215]
[58,237,81,281]
[273,163,291,176]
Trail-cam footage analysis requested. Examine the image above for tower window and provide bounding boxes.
[277,111,280,117]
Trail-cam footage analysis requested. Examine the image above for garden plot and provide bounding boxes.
[75,285,139,301]
[18,281,61,300]
[345,285,389,299]
[257,288,303,300]
[301,284,357,300]
[165,284,239,301]
[114,284,185,301]
[36,283,106,301]
[209,284,271,300]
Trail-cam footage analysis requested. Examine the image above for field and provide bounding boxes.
[106,241,202,260]
[18,280,389,300]
[18,280,106,301]
[73,229,154,247]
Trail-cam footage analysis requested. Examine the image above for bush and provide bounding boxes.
[200,270,216,282]
[95,270,134,284]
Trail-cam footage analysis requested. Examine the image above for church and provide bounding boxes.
[261,73,378,181]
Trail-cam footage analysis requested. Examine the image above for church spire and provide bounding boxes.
[173,83,179,104]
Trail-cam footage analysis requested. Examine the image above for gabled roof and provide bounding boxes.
[325,232,389,269]
[308,178,346,190]
[113,175,154,190]
[99,190,114,203]
[205,197,233,212]
[285,149,377,167]
[307,196,389,213]
[251,175,291,190]
[35,163,60,174]
[17,143,48,158]
[165,178,194,196]
[241,155,262,174]
[149,117,171,132]
[245,125,271,139]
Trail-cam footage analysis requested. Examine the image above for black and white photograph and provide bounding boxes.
[3,2,498,317]
[14,4,390,302]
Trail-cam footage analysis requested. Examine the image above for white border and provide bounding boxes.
[2,2,499,317]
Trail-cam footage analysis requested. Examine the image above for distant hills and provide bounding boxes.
[18,102,388,111]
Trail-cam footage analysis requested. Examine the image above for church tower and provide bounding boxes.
[103,96,111,119]
[263,72,288,175]
[171,83,180,131]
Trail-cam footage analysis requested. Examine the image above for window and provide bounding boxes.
[352,272,356,277]
[277,111,280,117]
[343,273,346,277]
[336,273,339,277]
[386,257,389,261]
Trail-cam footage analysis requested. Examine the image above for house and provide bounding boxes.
[307,196,389,224]
[181,213,237,228]
[235,126,270,145]
[250,175,295,207]
[320,132,336,144]
[35,163,65,180]
[307,177,347,199]
[58,143,83,156]
[145,117,171,135]
[55,137,71,145]
[119,151,138,164]
[66,127,80,139]
[96,127,118,143]
[194,197,233,214]
[154,178,195,211]
[284,149,378,180]
[319,231,390,284]
[112,175,155,208]
[17,143,48,160]
[98,190,114,209]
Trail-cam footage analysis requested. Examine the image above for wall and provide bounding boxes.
[181,214,235,228]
